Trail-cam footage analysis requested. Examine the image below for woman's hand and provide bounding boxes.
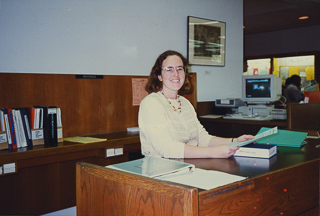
[233,134,254,143]
[208,145,240,158]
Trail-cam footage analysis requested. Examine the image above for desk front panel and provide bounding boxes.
[198,159,319,215]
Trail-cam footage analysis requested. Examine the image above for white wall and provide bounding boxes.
[0,0,244,102]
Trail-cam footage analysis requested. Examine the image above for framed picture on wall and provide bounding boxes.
[188,16,226,66]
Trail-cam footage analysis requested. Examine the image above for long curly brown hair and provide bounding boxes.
[145,50,191,94]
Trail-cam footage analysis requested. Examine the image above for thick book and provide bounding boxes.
[107,156,195,178]
[234,143,277,158]
[42,106,58,147]
[234,154,277,171]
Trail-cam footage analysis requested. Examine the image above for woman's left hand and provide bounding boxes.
[234,134,255,143]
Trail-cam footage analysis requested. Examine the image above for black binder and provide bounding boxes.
[42,106,58,147]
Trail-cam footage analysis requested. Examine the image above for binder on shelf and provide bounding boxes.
[18,108,33,148]
[31,129,44,146]
[0,131,8,150]
[2,109,12,149]
[57,108,63,143]
[0,109,9,150]
[57,127,63,143]
[14,109,27,148]
[7,108,17,150]
[0,110,5,132]
[42,106,58,147]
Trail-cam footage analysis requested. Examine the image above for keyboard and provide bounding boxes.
[223,114,273,121]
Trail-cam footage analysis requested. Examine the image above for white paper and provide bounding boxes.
[229,126,278,147]
[160,168,246,190]
[199,114,224,119]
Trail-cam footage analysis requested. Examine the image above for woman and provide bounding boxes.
[138,50,254,158]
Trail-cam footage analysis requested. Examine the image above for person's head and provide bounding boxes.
[145,50,191,94]
[290,75,302,89]
[285,77,292,86]
[243,59,248,72]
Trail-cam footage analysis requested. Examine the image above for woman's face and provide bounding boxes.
[158,55,185,97]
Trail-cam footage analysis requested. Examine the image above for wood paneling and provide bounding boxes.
[0,73,196,138]
[287,102,320,131]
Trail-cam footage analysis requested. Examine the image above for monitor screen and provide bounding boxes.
[245,78,271,98]
[242,75,281,104]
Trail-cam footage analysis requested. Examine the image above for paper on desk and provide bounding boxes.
[199,114,224,119]
[229,126,278,147]
[63,136,107,143]
[159,168,246,190]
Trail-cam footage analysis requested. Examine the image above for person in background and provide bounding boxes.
[243,59,248,73]
[138,50,254,159]
[284,75,304,102]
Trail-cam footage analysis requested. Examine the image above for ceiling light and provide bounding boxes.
[299,16,309,20]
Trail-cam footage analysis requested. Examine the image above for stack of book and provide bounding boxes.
[0,106,63,150]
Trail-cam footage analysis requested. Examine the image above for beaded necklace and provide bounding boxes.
[161,92,182,113]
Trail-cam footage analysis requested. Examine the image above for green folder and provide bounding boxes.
[256,127,308,147]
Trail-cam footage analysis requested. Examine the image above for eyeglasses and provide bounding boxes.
[162,66,185,75]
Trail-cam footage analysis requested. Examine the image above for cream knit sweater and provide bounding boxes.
[138,92,214,158]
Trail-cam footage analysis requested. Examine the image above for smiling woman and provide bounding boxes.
[138,50,254,159]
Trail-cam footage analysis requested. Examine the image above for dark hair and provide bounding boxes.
[289,75,301,88]
[145,50,191,94]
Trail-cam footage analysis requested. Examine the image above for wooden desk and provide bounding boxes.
[199,116,287,138]
[77,139,319,216]
[0,132,141,216]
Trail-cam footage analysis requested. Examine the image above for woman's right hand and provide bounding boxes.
[208,145,240,158]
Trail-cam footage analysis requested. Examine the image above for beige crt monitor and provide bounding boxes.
[242,75,282,104]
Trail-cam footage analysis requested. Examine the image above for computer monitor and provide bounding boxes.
[242,75,282,104]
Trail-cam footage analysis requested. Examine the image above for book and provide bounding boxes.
[107,156,195,179]
[18,108,33,148]
[234,154,277,171]
[42,106,58,147]
[256,127,308,147]
[15,109,28,148]
[28,107,36,130]
[234,143,277,158]
[2,109,12,149]
[7,108,17,149]
[0,110,5,132]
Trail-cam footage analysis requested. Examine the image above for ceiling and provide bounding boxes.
[244,0,320,35]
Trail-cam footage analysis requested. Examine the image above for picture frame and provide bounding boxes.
[187,16,226,66]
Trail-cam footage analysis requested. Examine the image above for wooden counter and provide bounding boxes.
[77,138,320,216]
